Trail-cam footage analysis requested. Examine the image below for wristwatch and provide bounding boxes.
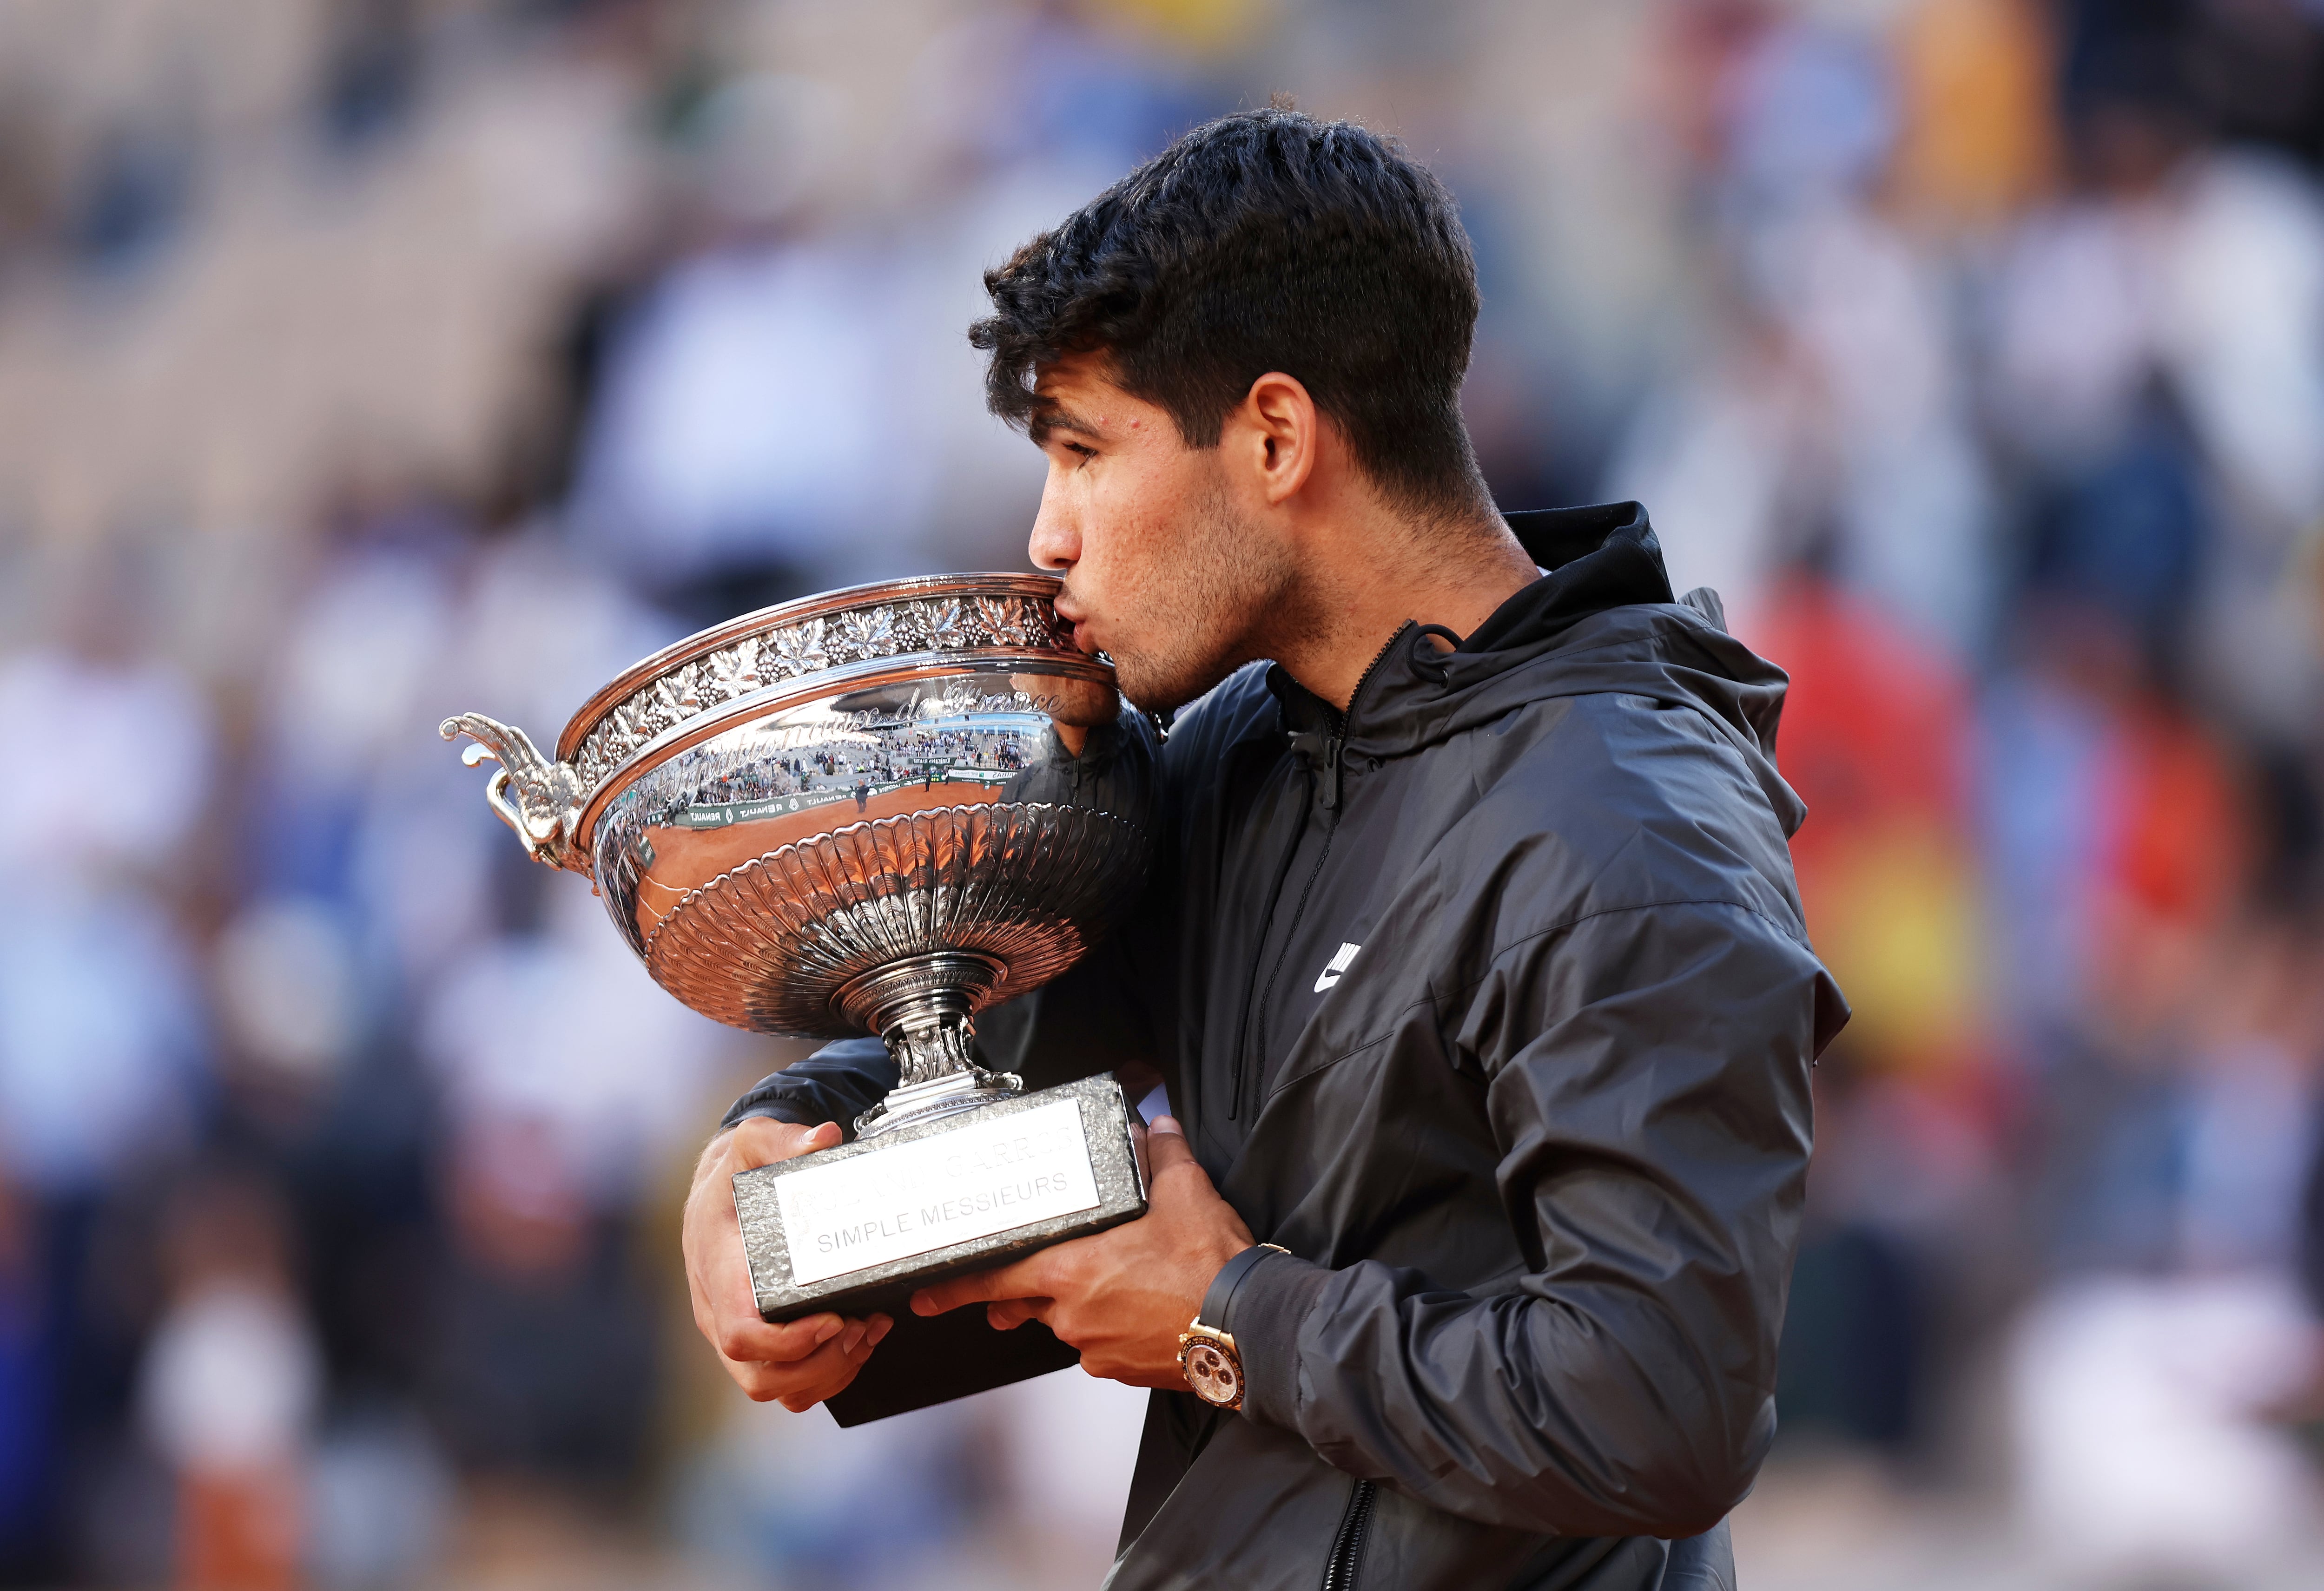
[1178,1243,1288,1410]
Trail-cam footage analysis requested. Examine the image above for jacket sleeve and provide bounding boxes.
[720,1037,897,1134]
[1218,899,1835,1539]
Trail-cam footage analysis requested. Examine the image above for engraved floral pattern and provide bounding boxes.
[835,606,893,662]
[975,594,1028,645]
[924,598,966,648]
[770,617,828,678]
[706,643,758,697]
[633,675,684,740]
[569,590,1079,789]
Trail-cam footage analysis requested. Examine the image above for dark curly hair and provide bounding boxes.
[970,107,1492,521]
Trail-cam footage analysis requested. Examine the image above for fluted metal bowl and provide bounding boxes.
[442,573,1154,1133]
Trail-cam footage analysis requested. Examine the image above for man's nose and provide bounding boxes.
[1028,475,1079,572]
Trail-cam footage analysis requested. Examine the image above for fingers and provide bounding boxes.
[911,1252,1055,1316]
[690,1199,805,1362]
[685,1118,845,1365]
[986,1297,1049,1331]
[772,1313,892,1411]
[726,1117,842,1171]
[1139,1114,1253,1251]
[725,1313,893,1409]
[701,1265,789,1362]
[683,1117,870,1411]
[1144,1115,1204,1183]
[715,1308,844,1367]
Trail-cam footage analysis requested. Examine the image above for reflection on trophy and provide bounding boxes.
[440,573,1154,1404]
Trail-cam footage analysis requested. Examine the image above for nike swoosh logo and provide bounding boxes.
[1314,941,1361,993]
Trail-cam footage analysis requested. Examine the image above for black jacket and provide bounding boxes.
[725,503,1846,1590]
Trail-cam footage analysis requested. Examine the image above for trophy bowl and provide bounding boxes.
[442,573,1155,1357]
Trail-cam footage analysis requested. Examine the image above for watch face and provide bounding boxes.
[1182,1339,1241,1407]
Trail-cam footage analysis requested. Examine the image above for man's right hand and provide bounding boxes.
[682,1117,891,1412]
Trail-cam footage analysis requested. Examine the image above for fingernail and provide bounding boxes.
[911,1291,936,1316]
[1152,1115,1184,1135]
[868,1315,894,1346]
[841,1321,867,1354]
[811,1315,842,1345]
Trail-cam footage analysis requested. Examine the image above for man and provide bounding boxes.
[682,108,1844,1589]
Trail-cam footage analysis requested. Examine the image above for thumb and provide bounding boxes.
[727,1117,842,1170]
[1145,1115,1203,1182]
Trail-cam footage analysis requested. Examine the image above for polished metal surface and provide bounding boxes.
[442,573,1154,1136]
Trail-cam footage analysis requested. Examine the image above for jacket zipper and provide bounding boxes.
[1243,815,1336,1117]
[1226,625,1412,1122]
[1321,1479,1376,1591]
[1225,757,1312,1122]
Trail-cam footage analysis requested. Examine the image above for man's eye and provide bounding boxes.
[1065,443,1097,464]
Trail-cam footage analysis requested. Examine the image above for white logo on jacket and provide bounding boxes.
[1314,942,1362,993]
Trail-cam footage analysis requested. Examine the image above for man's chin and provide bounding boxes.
[1112,650,1241,717]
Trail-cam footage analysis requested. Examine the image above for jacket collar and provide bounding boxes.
[1261,497,1806,836]
[1263,499,1677,737]
[1473,500,1674,648]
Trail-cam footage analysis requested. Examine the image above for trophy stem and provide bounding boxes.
[841,953,1023,1138]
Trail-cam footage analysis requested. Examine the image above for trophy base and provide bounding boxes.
[822,1307,1082,1427]
[732,1072,1147,1327]
[852,1067,1024,1139]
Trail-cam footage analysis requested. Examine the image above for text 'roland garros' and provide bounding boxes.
[772,1098,1103,1286]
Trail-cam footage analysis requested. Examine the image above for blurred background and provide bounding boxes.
[2,0,2323,1587]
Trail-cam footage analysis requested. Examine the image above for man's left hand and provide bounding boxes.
[909,1116,1254,1388]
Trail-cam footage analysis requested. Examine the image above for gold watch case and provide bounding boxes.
[1177,1320,1244,1409]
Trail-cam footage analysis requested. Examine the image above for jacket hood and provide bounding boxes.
[1269,501,1807,836]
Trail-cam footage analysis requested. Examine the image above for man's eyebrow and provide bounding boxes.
[1028,403,1103,444]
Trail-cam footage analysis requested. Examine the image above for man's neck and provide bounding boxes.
[1268,510,1539,711]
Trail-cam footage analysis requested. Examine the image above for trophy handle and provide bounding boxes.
[439,712,588,874]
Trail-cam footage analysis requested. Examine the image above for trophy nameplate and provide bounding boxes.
[733,1074,1144,1321]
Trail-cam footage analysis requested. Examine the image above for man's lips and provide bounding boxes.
[1053,595,1101,656]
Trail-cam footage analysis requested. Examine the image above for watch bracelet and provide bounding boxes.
[1179,1243,1291,1409]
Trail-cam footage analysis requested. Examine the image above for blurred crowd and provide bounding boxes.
[1,1,2323,1588]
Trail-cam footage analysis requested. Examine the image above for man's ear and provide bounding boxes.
[1232,371,1321,507]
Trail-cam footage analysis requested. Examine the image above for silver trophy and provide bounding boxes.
[442,574,1153,1415]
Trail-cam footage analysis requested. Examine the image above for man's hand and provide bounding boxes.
[682,1117,891,1411]
[908,1117,1253,1387]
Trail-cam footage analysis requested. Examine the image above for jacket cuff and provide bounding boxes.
[1213,1250,1328,1430]
[719,1097,823,1132]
